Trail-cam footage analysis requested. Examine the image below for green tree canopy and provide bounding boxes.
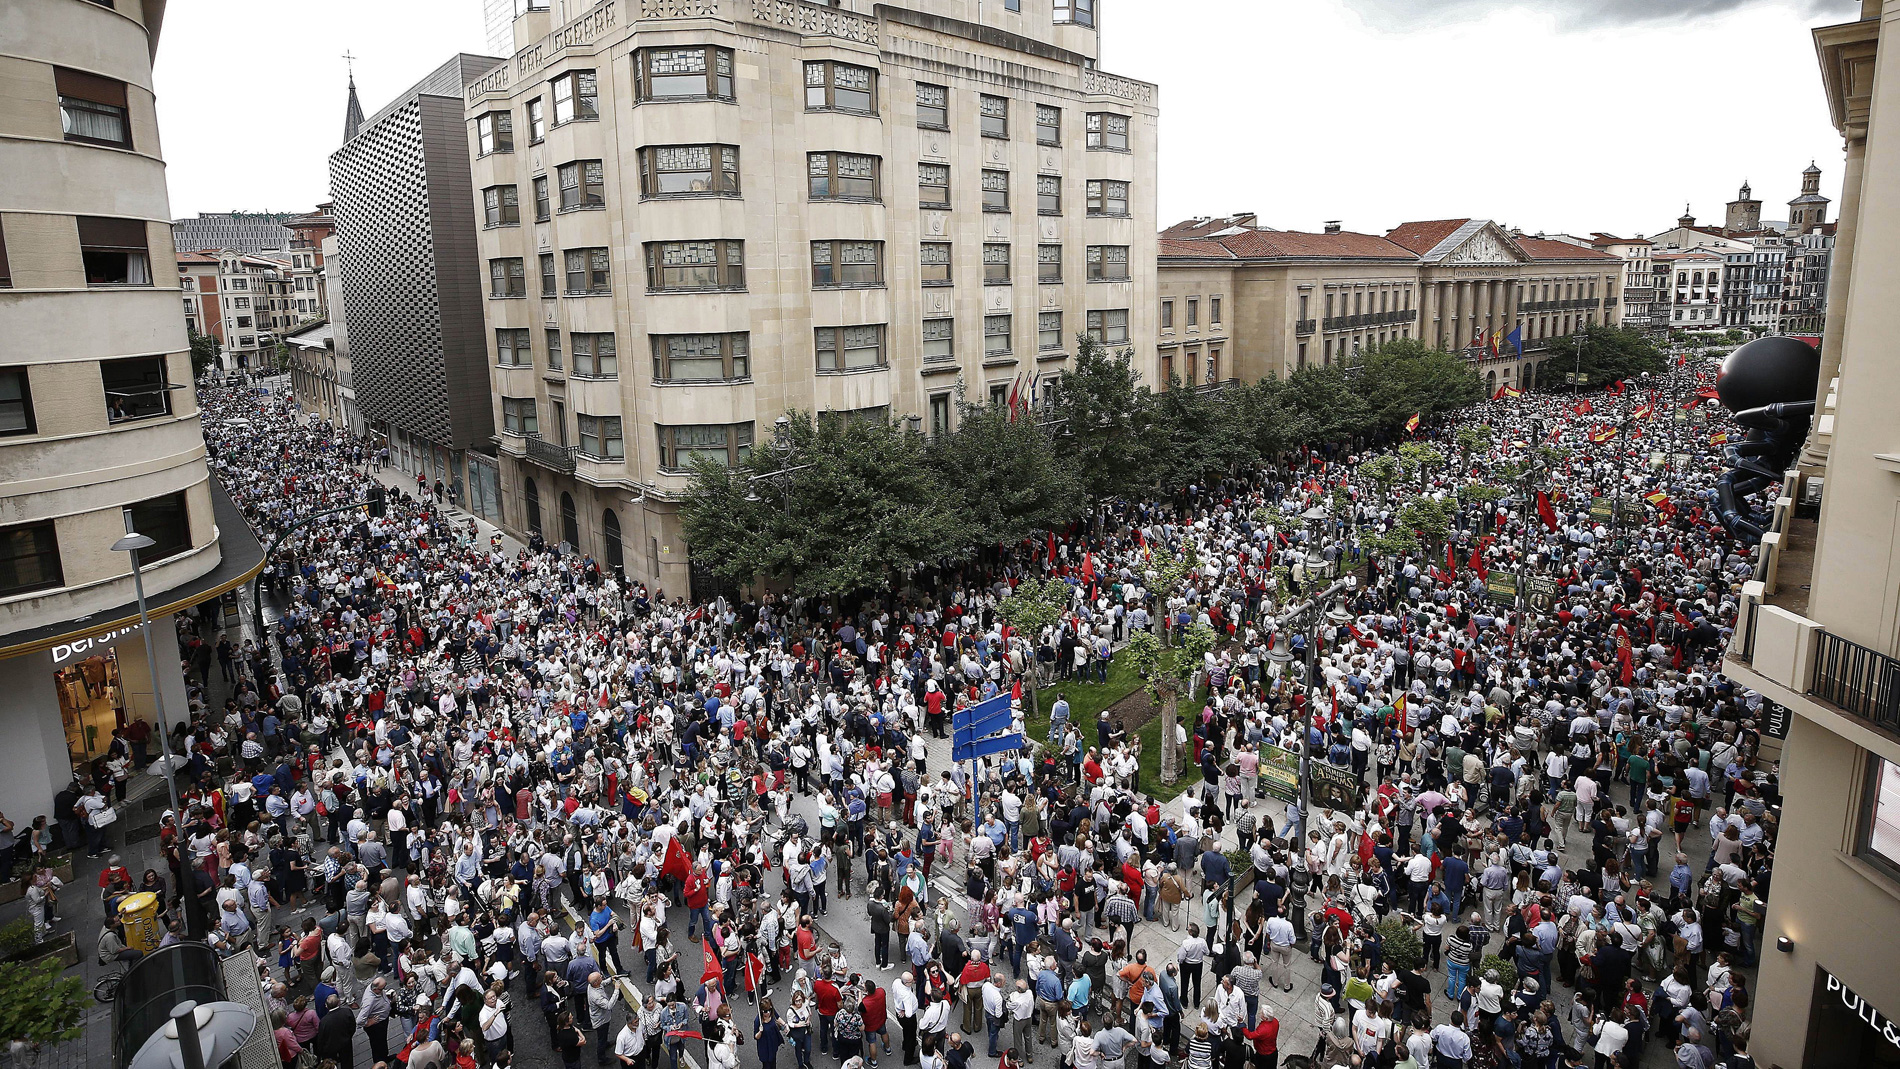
[1050,333,1156,502]
[928,398,1082,547]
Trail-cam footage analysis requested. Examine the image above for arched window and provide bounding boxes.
[524,478,542,535]
[561,491,579,548]
[1485,369,1497,393]
[603,509,625,572]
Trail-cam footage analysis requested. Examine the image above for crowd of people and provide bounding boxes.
[44,357,1775,1069]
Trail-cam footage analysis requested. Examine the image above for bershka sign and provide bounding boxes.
[50,623,146,668]
[1824,970,1900,1053]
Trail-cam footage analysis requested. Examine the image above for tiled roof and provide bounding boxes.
[1591,233,1651,246]
[1158,237,1233,259]
[1515,237,1618,261]
[1160,216,1262,239]
[177,251,221,264]
[1384,219,1471,255]
[1158,229,1414,262]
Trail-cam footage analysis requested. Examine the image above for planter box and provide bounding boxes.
[0,881,20,905]
[46,855,74,885]
[2,932,77,970]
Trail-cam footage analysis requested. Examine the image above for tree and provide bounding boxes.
[996,577,1073,692]
[1050,333,1155,502]
[0,958,88,1050]
[1397,442,1446,492]
[1356,338,1484,433]
[188,330,221,378]
[1277,364,1369,445]
[928,400,1082,548]
[680,411,971,597]
[1126,621,1216,785]
[1361,455,1403,501]
[1454,423,1496,469]
[1398,494,1455,554]
[1567,324,1667,386]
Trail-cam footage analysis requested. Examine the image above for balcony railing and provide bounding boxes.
[1517,298,1601,313]
[1320,309,1416,332]
[1295,319,1316,335]
[1812,631,1900,735]
[524,435,576,473]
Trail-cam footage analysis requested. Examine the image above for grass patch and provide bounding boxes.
[1028,652,1206,802]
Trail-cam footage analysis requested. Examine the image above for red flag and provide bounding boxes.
[1081,552,1096,582]
[1535,490,1559,532]
[744,952,765,993]
[1046,530,1056,562]
[1571,400,1594,417]
[1445,542,1457,578]
[662,836,691,882]
[1606,379,1626,395]
[702,936,724,987]
[1589,426,1618,444]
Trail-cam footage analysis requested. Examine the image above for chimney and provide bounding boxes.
[1323,220,1341,235]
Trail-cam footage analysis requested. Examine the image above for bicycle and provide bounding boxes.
[94,966,125,1004]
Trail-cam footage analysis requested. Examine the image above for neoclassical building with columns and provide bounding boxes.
[1158,215,1622,393]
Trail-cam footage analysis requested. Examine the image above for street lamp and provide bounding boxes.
[110,511,189,929]
[1267,583,1354,838]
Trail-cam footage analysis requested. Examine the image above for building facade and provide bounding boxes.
[330,54,507,511]
[282,205,334,321]
[1157,216,1620,393]
[1721,5,1900,1066]
[178,250,222,346]
[1587,234,1656,329]
[170,210,296,256]
[1654,249,1725,328]
[466,0,1158,596]
[0,0,262,828]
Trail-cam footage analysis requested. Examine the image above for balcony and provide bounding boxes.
[524,435,576,473]
[1517,298,1601,313]
[1320,309,1416,332]
[1295,319,1316,335]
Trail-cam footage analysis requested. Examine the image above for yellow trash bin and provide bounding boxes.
[118,891,162,954]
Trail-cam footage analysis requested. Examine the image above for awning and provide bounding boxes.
[0,481,266,660]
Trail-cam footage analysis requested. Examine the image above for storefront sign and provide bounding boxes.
[50,623,146,667]
[1823,970,1900,1054]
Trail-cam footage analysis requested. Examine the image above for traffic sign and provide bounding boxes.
[953,731,1025,763]
[951,693,1014,738]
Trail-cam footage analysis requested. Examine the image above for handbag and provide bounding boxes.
[90,804,119,828]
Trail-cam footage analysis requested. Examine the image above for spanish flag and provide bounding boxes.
[1632,405,1653,420]
[1644,490,1670,508]
[1590,426,1619,444]
[1405,412,1421,434]
[1710,431,1731,445]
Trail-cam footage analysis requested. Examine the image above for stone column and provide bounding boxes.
[1802,131,1866,468]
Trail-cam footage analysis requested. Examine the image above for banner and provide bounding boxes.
[1485,572,1519,606]
[1254,742,1302,803]
[1307,760,1363,814]
[1526,575,1561,614]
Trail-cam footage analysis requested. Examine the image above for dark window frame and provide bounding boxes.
[0,520,63,597]
[983,313,1012,356]
[1036,104,1061,146]
[1086,245,1130,282]
[639,144,741,198]
[643,240,746,293]
[984,242,1011,285]
[56,67,130,148]
[651,332,750,383]
[563,247,612,295]
[920,242,952,286]
[1038,244,1062,283]
[814,324,888,372]
[1038,311,1063,351]
[808,151,881,202]
[916,82,948,129]
[482,184,521,227]
[495,327,533,367]
[1086,179,1130,217]
[657,422,754,471]
[126,492,191,566]
[0,367,34,436]
[550,69,599,125]
[557,159,607,211]
[918,163,951,209]
[576,413,625,461]
[101,354,173,423]
[805,60,878,114]
[501,396,538,437]
[476,110,513,155]
[490,257,526,298]
[982,169,1010,212]
[922,318,954,364]
[810,240,885,289]
[571,332,618,378]
[635,46,736,102]
[1086,112,1130,151]
[979,94,1009,139]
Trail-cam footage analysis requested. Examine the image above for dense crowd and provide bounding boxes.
[39,360,1776,1069]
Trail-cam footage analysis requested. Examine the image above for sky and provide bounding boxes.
[155,0,1858,240]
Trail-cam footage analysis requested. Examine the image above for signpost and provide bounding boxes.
[1255,743,1302,803]
[951,693,1022,825]
[1526,575,1562,614]
[1486,571,1519,606]
[1306,761,1364,815]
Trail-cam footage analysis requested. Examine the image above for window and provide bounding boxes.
[918,164,950,208]
[982,170,1010,212]
[524,478,542,534]
[1054,0,1094,26]
[980,95,1008,138]
[476,111,513,154]
[1037,175,1062,215]
[929,392,952,436]
[564,247,612,294]
[1087,309,1128,345]
[984,314,1012,355]
[534,176,550,221]
[502,396,538,436]
[1161,300,1173,329]
[922,318,955,364]
[557,160,606,210]
[636,46,734,100]
[1860,755,1900,877]
[920,242,952,285]
[491,257,525,297]
[550,70,598,124]
[1086,180,1129,216]
[640,145,740,197]
[603,509,624,571]
[0,368,32,435]
[809,152,880,201]
[572,332,617,377]
[1030,104,1063,146]
[0,521,61,597]
[652,333,749,382]
[1087,245,1129,281]
[540,254,557,296]
[805,61,876,113]
[1038,244,1062,283]
[56,67,129,147]
[126,492,191,566]
[577,414,624,460]
[78,216,150,286]
[916,83,948,128]
[1039,312,1063,350]
[644,241,745,292]
[984,243,1011,284]
[1208,348,1221,383]
[811,241,884,288]
[1086,112,1129,151]
[989,383,1009,407]
[658,423,753,469]
[496,327,531,366]
[526,97,546,143]
[483,185,520,227]
[102,355,171,421]
[545,328,563,370]
[1211,297,1222,324]
[1187,298,1198,326]
[815,325,886,371]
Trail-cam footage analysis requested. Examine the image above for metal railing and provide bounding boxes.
[1741,598,1759,663]
[524,435,577,473]
[1811,630,1900,735]
[1295,319,1316,335]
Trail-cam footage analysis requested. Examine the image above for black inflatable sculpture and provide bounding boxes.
[1714,336,1820,542]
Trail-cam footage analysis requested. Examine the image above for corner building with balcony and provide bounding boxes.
[466,0,1158,597]
[0,0,263,826]
[1721,3,1900,1065]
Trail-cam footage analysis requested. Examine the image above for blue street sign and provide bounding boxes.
[952,706,1014,743]
[953,731,1025,763]
[951,693,1012,734]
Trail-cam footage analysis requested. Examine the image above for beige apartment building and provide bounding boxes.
[1157,216,1620,392]
[1720,3,1900,1066]
[0,0,262,828]
[465,0,1157,596]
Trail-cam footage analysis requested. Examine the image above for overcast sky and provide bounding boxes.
[155,0,1856,239]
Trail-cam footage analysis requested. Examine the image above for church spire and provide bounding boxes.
[342,51,364,143]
